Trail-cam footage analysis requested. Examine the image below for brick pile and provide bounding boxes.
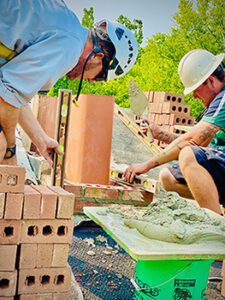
[143,91,195,148]
[64,181,153,213]
[0,165,74,299]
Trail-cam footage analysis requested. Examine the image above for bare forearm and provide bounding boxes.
[156,129,179,144]
[18,105,47,146]
[144,121,219,171]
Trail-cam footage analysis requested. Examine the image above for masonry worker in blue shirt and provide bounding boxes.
[0,0,138,166]
[124,49,225,215]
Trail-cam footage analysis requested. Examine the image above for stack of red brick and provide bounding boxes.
[64,181,153,213]
[144,91,195,148]
[0,165,74,299]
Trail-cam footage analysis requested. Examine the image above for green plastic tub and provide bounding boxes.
[133,259,214,300]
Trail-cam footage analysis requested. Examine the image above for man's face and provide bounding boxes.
[66,54,104,83]
[193,77,216,107]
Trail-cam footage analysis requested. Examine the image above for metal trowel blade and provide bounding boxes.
[129,79,149,117]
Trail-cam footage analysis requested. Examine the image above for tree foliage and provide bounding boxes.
[48,0,225,118]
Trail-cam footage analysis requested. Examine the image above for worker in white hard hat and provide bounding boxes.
[125,49,225,215]
[0,0,138,166]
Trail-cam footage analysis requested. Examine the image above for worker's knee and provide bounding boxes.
[159,167,177,191]
[179,146,197,173]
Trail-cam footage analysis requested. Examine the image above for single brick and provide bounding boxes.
[0,220,21,244]
[52,244,69,267]
[19,244,37,269]
[222,260,225,276]
[0,165,25,193]
[52,293,69,300]
[0,270,17,297]
[0,297,14,300]
[19,295,52,300]
[23,185,41,219]
[0,245,17,271]
[20,219,74,244]
[74,200,98,212]
[48,186,74,219]
[37,244,53,268]
[4,193,23,220]
[63,181,83,197]
[140,191,154,203]
[18,266,71,294]
[0,193,5,219]
[85,184,118,200]
[222,277,225,297]
[31,185,57,219]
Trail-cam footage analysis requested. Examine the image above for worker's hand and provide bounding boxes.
[37,136,64,168]
[124,162,150,183]
[140,119,160,138]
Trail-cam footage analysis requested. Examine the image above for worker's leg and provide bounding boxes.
[0,97,19,165]
[0,127,7,163]
[179,146,222,214]
[159,167,194,199]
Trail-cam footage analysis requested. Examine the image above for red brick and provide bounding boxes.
[0,193,5,219]
[0,220,21,244]
[4,193,23,219]
[47,186,74,219]
[0,165,25,193]
[74,200,98,212]
[0,270,17,296]
[37,244,53,268]
[31,186,57,219]
[154,92,184,104]
[162,103,190,115]
[52,293,68,300]
[19,295,52,300]
[85,185,118,200]
[18,266,71,294]
[19,244,37,269]
[222,260,225,276]
[23,186,41,219]
[222,277,225,297]
[63,181,83,197]
[52,244,69,267]
[20,219,74,244]
[0,245,17,271]
[0,297,14,300]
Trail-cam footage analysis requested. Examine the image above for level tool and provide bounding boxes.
[52,89,72,187]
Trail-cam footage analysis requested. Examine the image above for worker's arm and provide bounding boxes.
[140,119,179,143]
[18,105,63,167]
[124,120,220,182]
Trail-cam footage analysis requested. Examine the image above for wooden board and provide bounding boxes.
[84,206,225,261]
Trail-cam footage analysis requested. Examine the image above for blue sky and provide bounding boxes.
[64,0,180,46]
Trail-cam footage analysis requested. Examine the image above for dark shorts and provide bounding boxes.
[168,146,225,205]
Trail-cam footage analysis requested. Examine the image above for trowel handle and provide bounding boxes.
[143,120,154,142]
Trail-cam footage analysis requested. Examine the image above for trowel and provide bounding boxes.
[129,79,154,142]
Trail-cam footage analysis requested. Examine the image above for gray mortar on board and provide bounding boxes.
[101,192,225,245]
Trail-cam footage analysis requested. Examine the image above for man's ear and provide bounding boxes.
[91,52,104,61]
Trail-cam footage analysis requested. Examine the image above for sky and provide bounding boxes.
[64,0,180,46]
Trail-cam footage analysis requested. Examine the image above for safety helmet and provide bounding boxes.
[95,20,138,81]
[178,49,225,95]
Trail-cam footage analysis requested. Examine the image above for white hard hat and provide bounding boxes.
[95,20,138,81]
[178,49,225,95]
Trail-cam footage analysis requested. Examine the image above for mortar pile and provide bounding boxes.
[107,192,225,245]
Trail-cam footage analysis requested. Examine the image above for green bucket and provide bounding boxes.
[133,259,214,300]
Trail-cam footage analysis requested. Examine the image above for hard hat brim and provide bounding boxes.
[183,53,225,95]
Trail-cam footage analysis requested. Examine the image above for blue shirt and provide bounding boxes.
[0,0,89,107]
[202,86,225,150]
